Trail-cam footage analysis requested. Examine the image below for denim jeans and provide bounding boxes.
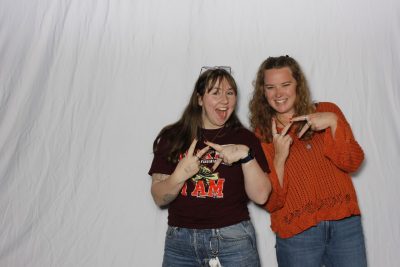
[276,215,367,267]
[162,220,260,267]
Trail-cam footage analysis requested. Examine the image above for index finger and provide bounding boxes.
[271,118,278,136]
[187,139,198,156]
[291,115,308,122]
[297,123,310,138]
[196,145,210,158]
[280,122,293,136]
[204,141,222,152]
[211,158,223,172]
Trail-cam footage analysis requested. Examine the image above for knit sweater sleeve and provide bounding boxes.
[320,102,364,173]
[259,140,287,212]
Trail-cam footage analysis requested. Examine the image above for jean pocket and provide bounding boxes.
[166,226,178,239]
[218,222,250,240]
[218,221,257,249]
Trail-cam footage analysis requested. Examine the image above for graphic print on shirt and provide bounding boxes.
[179,149,225,199]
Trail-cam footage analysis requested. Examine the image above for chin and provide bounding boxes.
[274,106,292,114]
[214,118,229,126]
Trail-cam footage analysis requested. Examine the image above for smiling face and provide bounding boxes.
[263,67,297,119]
[198,77,237,129]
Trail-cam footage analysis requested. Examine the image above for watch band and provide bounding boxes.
[238,148,255,164]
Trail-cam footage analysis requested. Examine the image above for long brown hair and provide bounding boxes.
[153,68,243,163]
[249,55,315,143]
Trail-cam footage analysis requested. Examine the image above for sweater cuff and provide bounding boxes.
[323,117,350,158]
[264,166,287,212]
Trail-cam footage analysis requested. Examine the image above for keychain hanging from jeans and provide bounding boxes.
[209,257,221,267]
[209,231,222,267]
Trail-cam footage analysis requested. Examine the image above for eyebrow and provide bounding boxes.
[209,86,234,90]
[264,81,292,85]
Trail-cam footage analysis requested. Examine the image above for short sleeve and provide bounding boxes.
[148,137,176,176]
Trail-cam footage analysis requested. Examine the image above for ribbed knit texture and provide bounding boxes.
[259,102,364,238]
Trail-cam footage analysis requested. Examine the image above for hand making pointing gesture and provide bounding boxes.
[291,112,338,138]
[204,140,251,171]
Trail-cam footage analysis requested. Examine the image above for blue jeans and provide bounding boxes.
[276,215,367,267]
[162,220,260,267]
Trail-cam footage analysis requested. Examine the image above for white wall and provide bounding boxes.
[0,0,399,266]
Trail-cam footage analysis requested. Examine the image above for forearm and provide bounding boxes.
[242,160,272,205]
[151,173,186,207]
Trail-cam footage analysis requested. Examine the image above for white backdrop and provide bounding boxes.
[1,0,399,266]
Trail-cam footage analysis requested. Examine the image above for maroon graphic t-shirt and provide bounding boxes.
[148,127,269,229]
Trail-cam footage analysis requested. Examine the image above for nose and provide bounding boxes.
[220,92,229,103]
[275,85,284,96]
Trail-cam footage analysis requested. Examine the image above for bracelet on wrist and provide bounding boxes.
[238,148,255,164]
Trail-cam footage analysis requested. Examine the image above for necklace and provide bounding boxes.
[201,126,225,143]
[197,126,225,168]
[275,115,289,128]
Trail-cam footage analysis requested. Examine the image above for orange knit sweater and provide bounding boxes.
[259,102,364,238]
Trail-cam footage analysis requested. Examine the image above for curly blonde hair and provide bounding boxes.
[249,55,315,143]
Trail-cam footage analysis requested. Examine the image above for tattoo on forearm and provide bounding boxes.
[151,173,178,205]
[152,174,169,183]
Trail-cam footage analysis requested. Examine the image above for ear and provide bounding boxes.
[197,93,203,106]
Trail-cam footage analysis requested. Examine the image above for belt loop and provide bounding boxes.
[209,233,219,255]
